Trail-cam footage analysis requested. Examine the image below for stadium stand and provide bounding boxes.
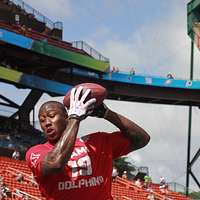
[0,156,192,200]
[112,176,192,200]
[0,116,45,159]
[0,0,93,58]
[0,0,110,62]
[0,20,90,57]
[0,156,45,199]
[0,0,62,39]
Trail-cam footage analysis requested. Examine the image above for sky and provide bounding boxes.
[1,0,200,191]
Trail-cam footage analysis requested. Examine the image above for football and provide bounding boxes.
[63,83,107,108]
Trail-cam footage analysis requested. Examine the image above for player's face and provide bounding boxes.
[39,103,67,143]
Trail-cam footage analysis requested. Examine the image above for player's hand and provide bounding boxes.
[90,103,109,118]
[68,86,96,120]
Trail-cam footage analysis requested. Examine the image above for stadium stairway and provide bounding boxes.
[0,156,193,200]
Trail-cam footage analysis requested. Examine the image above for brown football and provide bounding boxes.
[63,83,107,108]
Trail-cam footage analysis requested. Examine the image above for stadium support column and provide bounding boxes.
[186,39,194,196]
[12,89,43,127]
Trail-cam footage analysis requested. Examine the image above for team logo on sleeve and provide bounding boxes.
[30,153,40,167]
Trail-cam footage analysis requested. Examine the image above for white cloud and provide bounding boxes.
[128,153,142,164]
[87,1,195,79]
[23,0,73,21]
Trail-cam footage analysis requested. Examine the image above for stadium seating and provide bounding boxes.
[0,19,90,57]
[0,156,45,199]
[112,176,192,200]
[0,156,192,200]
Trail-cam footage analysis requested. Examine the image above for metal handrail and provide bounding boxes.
[72,40,110,62]
[9,0,63,30]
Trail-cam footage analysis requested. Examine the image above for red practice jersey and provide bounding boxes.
[26,132,131,200]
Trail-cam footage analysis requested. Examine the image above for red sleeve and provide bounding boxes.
[107,131,132,159]
[25,145,48,182]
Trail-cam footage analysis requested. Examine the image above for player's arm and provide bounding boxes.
[92,104,150,151]
[41,87,96,177]
[41,118,80,177]
[105,108,150,150]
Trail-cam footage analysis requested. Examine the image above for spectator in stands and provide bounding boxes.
[159,176,168,194]
[122,171,128,179]
[144,175,152,190]
[165,73,174,85]
[0,176,4,200]
[129,67,135,75]
[29,174,37,187]
[111,66,119,73]
[112,166,119,181]
[16,173,24,183]
[0,182,10,199]
[0,189,3,200]
[21,25,27,34]
[128,67,135,80]
[15,189,23,198]
[26,85,150,200]
[147,189,155,200]
[166,73,173,79]
[0,175,3,182]
[15,14,20,25]
[159,176,166,186]
[23,194,31,200]
[134,178,142,188]
[12,150,21,160]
